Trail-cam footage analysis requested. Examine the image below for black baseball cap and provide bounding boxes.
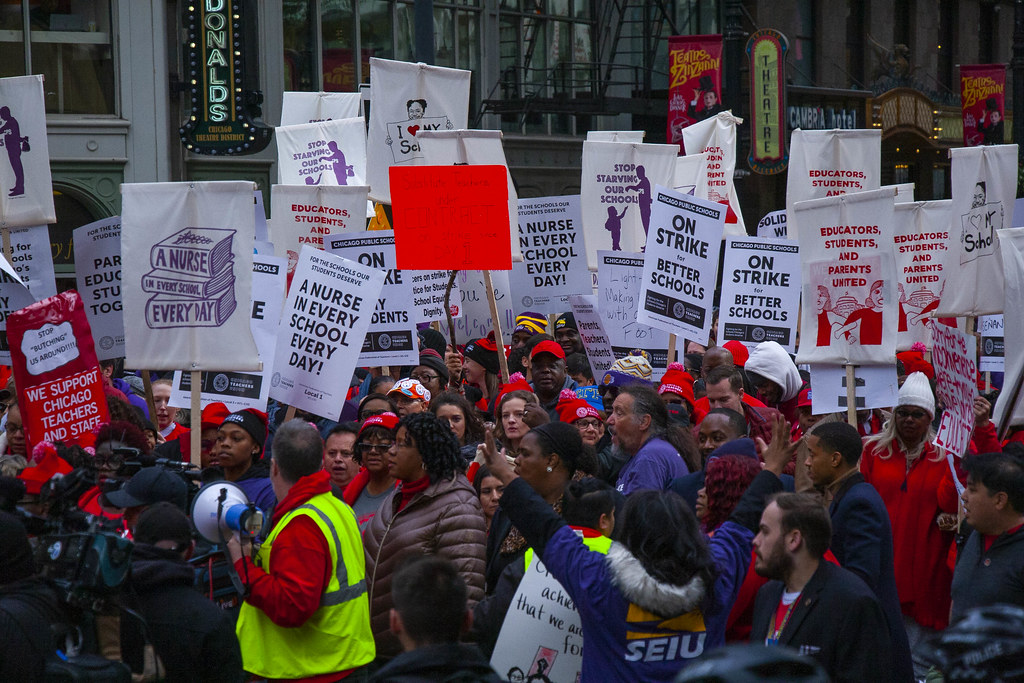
[104,467,188,510]
[134,502,193,550]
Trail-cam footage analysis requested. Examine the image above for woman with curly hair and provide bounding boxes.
[79,420,152,518]
[430,391,486,463]
[361,411,486,662]
[697,454,762,533]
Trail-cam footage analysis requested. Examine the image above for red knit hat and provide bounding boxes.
[722,340,749,367]
[897,347,935,380]
[19,443,72,496]
[495,372,533,405]
[555,388,601,424]
[658,363,696,409]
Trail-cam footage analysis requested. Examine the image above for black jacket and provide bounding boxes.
[371,643,501,683]
[952,524,1024,622]
[127,543,243,683]
[751,561,894,683]
[829,472,913,682]
[0,577,64,682]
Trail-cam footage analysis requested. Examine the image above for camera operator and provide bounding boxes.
[103,467,188,534]
[0,509,64,681]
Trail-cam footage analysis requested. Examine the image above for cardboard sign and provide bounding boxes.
[73,217,125,361]
[0,251,38,365]
[786,129,881,240]
[365,58,471,204]
[596,251,669,375]
[756,209,787,238]
[390,164,511,270]
[455,269,514,343]
[8,291,109,450]
[280,91,362,126]
[0,75,56,226]
[269,246,384,419]
[9,225,56,301]
[719,237,801,352]
[276,117,368,187]
[935,144,1018,317]
[637,187,725,343]
[794,188,898,365]
[979,314,1004,373]
[681,111,747,236]
[809,364,899,416]
[892,201,952,350]
[932,323,977,456]
[410,269,460,323]
[509,196,591,314]
[169,255,287,412]
[121,181,261,371]
[568,294,616,379]
[325,231,418,366]
[580,141,679,268]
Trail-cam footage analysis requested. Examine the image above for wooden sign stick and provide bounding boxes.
[483,270,510,384]
[845,364,857,426]
[189,370,201,467]
[443,270,459,351]
[667,334,677,366]
[141,373,158,428]
[284,404,297,422]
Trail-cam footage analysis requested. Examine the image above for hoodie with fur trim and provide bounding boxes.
[497,471,782,682]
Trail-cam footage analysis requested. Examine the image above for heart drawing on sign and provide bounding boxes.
[408,125,420,136]
[970,212,983,232]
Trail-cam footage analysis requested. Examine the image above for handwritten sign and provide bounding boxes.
[596,251,669,375]
[569,294,616,379]
[932,323,977,456]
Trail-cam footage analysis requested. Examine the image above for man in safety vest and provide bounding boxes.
[229,418,374,679]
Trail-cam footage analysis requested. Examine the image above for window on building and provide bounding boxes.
[979,2,995,64]
[846,0,866,88]
[674,0,719,34]
[893,0,912,50]
[0,0,115,115]
[792,0,815,86]
[937,0,956,92]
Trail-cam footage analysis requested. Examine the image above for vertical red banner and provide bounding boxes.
[960,64,1006,147]
[667,34,723,151]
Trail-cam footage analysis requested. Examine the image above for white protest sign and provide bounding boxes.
[280,91,362,126]
[596,251,669,373]
[587,130,644,142]
[416,129,523,262]
[979,314,1004,373]
[935,144,1018,317]
[931,322,977,456]
[270,246,384,418]
[809,364,899,415]
[325,231,418,366]
[73,217,124,361]
[121,181,261,371]
[365,58,471,204]
[455,269,514,343]
[887,183,915,203]
[892,200,952,350]
[673,152,709,197]
[509,196,591,314]
[568,294,616,379]
[580,141,679,268]
[786,129,881,240]
[490,557,583,683]
[254,190,268,243]
[10,225,56,300]
[719,237,801,352]
[994,228,1024,433]
[410,269,460,323]
[269,185,369,280]
[0,252,36,365]
[794,188,897,365]
[170,255,288,412]
[0,75,56,226]
[681,111,747,236]
[276,117,367,187]
[636,187,725,343]
[757,210,787,238]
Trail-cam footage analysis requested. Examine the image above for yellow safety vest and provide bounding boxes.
[236,491,375,678]
[524,529,612,569]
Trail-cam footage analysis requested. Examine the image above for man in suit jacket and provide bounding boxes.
[750,493,893,682]
[805,421,913,681]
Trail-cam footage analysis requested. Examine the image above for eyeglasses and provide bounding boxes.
[410,373,439,384]
[94,453,125,470]
[575,419,602,431]
[359,442,394,454]
[895,408,928,420]
[5,423,22,434]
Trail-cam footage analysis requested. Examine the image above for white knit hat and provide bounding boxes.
[897,372,934,416]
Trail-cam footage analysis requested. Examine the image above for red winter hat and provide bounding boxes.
[555,388,601,424]
[798,386,813,408]
[495,372,533,405]
[201,402,231,430]
[19,443,72,496]
[658,363,696,409]
[722,341,749,367]
[897,349,934,380]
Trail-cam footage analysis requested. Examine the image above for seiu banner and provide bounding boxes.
[960,64,1006,147]
[666,35,722,150]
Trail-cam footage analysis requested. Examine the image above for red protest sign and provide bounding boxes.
[8,290,109,451]
[390,164,511,270]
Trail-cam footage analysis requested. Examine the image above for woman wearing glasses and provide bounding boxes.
[860,372,960,657]
[343,412,399,528]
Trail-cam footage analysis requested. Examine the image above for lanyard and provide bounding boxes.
[765,595,800,646]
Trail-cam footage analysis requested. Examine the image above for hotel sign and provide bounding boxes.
[746,29,788,175]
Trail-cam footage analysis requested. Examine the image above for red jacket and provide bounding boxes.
[860,440,960,629]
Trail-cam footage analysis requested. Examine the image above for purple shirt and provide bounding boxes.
[615,436,688,495]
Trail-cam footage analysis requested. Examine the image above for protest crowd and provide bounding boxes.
[3,61,1024,683]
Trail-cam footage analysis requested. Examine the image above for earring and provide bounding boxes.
[546,466,553,472]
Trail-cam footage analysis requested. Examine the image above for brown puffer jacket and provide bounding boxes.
[363,473,486,659]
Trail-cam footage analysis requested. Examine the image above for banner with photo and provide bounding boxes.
[719,237,801,352]
[960,64,1006,147]
[681,111,747,236]
[73,217,124,361]
[580,141,678,269]
[365,58,471,204]
[786,129,881,240]
[280,91,363,126]
[892,200,952,350]
[0,75,55,226]
[121,181,261,371]
[416,129,522,262]
[276,117,367,187]
[666,34,723,149]
[935,144,1017,317]
[794,187,898,365]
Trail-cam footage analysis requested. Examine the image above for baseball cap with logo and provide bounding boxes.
[388,378,431,403]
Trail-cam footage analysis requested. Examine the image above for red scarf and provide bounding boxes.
[397,476,430,512]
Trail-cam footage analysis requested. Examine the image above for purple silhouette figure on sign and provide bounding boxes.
[320,141,355,185]
[605,205,628,251]
[0,106,25,197]
[625,165,652,239]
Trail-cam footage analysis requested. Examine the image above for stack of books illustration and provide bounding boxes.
[142,227,236,328]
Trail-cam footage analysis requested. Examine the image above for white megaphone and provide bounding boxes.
[190,480,266,544]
